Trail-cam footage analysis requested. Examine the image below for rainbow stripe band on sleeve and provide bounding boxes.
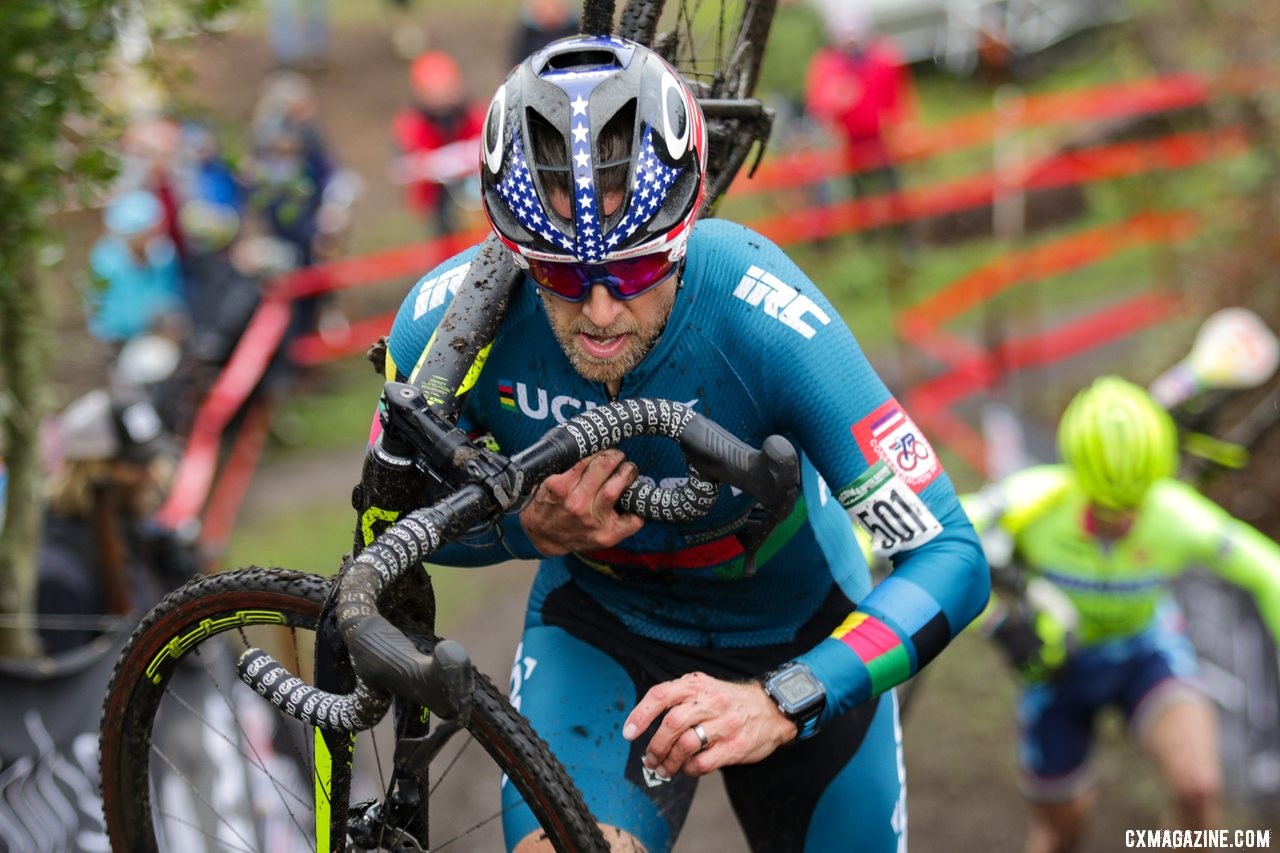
[831,612,912,695]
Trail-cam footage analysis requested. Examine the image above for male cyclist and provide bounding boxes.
[965,376,1280,853]
[376,35,988,852]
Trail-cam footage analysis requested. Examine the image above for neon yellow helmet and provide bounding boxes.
[1057,376,1178,510]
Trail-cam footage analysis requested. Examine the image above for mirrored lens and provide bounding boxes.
[527,253,676,302]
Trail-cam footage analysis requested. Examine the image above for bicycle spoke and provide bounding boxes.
[159,682,316,846]
[432,808,508,851]
[150,808,258,853]
[431,743,534,852]
[426,733,474,799]
[371,724,390,795]
[139,625,321,852]
[172,644,318,821]
[674,0,742,89]
[149,743,260,852]
[421,734,542,851]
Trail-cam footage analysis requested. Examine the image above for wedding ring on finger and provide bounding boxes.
[693,723,709,753]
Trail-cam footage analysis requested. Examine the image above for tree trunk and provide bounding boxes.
[0,254,50,659]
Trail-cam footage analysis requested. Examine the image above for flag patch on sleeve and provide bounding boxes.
[852,399,941,491]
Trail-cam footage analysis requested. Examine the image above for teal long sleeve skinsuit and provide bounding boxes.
[383,218,990,851]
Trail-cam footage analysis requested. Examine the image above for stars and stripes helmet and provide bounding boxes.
[480,35,707,265]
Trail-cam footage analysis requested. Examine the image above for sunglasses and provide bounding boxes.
[526,253,678,302]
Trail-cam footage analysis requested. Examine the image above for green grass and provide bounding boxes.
[220,500,354,576]
[271,359,383,457]
[218,491,487,629]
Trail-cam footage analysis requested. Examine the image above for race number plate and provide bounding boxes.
[838,462,942,556]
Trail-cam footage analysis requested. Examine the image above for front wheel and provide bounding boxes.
[100,568,606,851]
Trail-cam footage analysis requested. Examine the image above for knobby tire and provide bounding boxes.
[617,0,775,94]
[100,568,605,852]
[609,0,780,207]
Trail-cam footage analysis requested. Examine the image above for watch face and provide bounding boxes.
[773,668,821,707]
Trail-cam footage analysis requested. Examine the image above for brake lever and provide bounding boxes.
[679,415,799,511]
[679,415,800,576]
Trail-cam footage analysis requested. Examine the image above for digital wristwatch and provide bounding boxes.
[761,661,826,741]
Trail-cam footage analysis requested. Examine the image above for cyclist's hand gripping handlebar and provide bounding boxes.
[236,390,799,732]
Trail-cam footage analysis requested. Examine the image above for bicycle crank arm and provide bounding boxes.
[348,617,474,723]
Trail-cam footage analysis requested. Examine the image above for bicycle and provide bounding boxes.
[604,0,778,212]
[100,379,799,851]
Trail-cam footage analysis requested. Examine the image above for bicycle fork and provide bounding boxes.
[313,576,475,851]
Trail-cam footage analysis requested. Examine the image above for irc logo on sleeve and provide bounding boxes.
[733,265,831,339]
[412,262,472,320]
[852,399,941,491]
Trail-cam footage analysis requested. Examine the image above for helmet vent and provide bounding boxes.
[544,49,624,72]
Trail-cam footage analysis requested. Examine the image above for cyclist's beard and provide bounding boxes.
[541,287,675,386]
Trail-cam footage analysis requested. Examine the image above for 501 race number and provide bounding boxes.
[839,462,942,555]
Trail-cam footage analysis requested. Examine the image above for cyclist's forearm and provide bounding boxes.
[797,517,989,723]
[1213,521,1280,642]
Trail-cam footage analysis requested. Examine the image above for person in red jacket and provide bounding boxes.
[804,6,915,205]
[390,51,487,237]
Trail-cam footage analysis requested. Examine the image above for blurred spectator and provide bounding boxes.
[383,0,427,60]
[976,8,1014,86]
[179,198,250,313]
[116,115,187,256]
[181,201,261,343]
[391,52,486,236]
[111,332,184,421]
[804,3,916,199]
[175,121,245,216]
[251,71,336,210]
[37,390,196,655]
[265,0,329,70]
[248,72,359,342]
[248,76,336,268]
[85,190,188,344]
[157,200,267,435]
[509,0,579,67]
